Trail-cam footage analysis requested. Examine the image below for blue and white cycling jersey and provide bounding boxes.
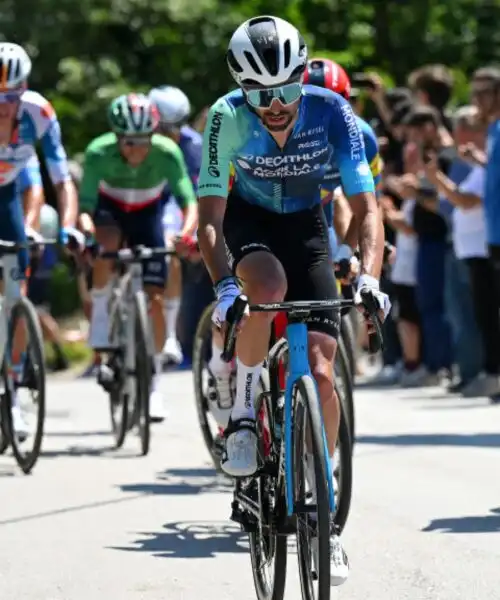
[0,90,69,191]
[321,116,382,227]
[17,154,43,196]
[198,85,375,211]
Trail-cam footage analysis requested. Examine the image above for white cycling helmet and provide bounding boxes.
[227,16,307,87]
[149,86,191,125]
[0,43,32,90]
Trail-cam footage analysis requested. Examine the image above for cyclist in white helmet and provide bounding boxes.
[198,15,389,586]
[149,86,202,366]
[0,43,81,435]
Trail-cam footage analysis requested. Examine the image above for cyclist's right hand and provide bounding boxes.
[212,276,249,331]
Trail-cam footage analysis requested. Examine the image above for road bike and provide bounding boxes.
[92,245,172,456]
[222,292,382,600]
[0,239,49,474]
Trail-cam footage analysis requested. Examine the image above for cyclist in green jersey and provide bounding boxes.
[79,94,198,421]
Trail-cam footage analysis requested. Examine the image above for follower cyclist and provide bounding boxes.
[197,16,391,585]
[78,93,198,422]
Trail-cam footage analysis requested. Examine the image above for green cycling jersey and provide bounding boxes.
[79,132,196,213]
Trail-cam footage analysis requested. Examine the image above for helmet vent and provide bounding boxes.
[244,51,262,76]
[283,40,291,69]
[227,50,243,73]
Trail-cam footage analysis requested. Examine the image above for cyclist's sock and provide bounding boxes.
[165,297,180,340]
[232,359,262,421]
[151,354,163,391]
[209,338,232,377]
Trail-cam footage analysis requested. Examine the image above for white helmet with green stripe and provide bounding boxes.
[108,93,160,135]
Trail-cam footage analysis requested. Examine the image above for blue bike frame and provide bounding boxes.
[283,320,336,516]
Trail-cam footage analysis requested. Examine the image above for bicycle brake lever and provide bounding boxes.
[221,295,248,363]
[359,289,384,354]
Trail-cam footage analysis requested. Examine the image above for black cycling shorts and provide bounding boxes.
[223,195,340,339]
[93,197,167,288]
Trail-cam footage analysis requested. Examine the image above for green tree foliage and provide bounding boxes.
[3,0,500,155]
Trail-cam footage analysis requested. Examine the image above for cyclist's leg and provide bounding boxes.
[89,199,121,349]
[220,198,286,476]
[128,202,168,421]
[162,197,183,364]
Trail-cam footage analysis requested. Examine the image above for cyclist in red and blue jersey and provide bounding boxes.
[0,43,82,253]
[197,16,391,584]
[304,58,383,263]
[149,86,202,365]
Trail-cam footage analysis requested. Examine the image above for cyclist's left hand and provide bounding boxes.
[174,234,198,259]
[60,226,86,252]
[355,274,391,326]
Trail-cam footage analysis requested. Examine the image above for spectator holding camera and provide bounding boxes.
[424,106,497,394]
[401,105,453,384]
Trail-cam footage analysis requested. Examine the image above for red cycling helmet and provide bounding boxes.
[304,58,351,100]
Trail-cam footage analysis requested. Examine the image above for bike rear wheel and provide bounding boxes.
[336,337,355,446]
[133,291,153,456]
[4,297,46,474]
[192,302,225,469]
[332,394,353,533]
[293,375,331,600]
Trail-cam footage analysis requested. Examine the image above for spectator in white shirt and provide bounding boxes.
[425,106,500,397]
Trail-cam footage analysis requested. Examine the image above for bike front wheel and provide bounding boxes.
[249,386,287,600]
[3,297,46,474]
[293,375,331,600]
[133,291,153,456]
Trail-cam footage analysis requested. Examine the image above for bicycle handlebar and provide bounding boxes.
[0,238,58,254]
[92,245,177,262]
[221,290,384,363]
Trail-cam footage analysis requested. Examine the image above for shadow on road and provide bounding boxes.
[111,520,248,558]
[118,466,233,497]
[356,433,500,448]
[44,430,111,438]
[422,507,500,534]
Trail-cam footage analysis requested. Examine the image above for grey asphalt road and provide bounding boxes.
[1,370,500,600]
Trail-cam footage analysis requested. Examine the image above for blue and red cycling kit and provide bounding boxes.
[0,90,70,274]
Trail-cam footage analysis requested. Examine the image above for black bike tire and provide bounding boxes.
[7,297,46,474]
[340,312,356,383]
[249,385,287,600]
[192,301,222,469]
[294,374,331,600]
[336,337,355,445]
[108,302,128,449]
[332,398,353,534]
[0,388,8,455]
[133,291,152,456]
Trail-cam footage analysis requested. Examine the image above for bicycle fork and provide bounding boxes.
[283,321,336,516]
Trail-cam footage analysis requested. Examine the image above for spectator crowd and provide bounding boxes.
[362,64,500,398]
